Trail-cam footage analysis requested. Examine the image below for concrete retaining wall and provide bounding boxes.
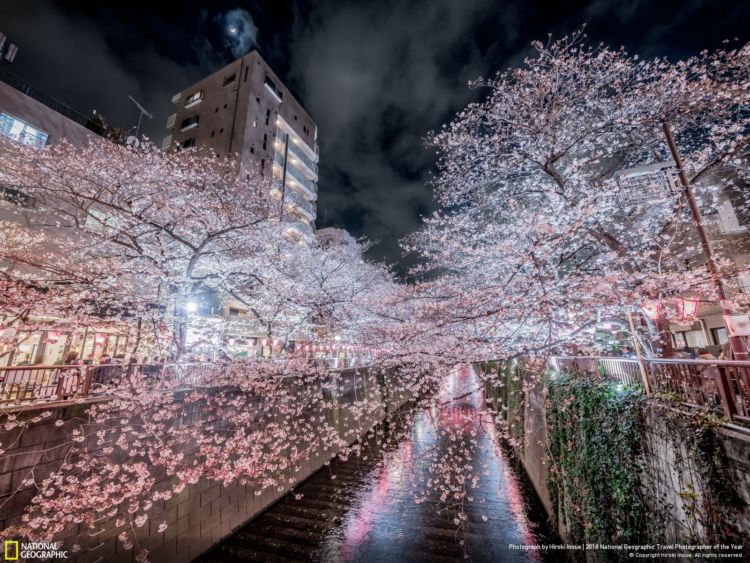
[476,362,750,545]
[0,368,410,562]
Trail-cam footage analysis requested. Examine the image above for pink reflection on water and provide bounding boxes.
[334,365,541,561]
[482,377,541,560]
[339,437,414,559]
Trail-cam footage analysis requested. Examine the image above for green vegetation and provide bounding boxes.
[543,375,745,551]
[546,376,647,545]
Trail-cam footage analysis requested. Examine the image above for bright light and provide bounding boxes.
[186,301,198,313]
[228,26,238,35]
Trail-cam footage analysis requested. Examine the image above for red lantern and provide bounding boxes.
[676,297,699,321]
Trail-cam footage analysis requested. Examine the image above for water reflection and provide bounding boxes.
[316,366,553,562]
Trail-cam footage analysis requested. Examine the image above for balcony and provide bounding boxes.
[284,220,315,238]
[165,113,176,131]
[276,116,318,163]
[284,188,316,221]
[161,134,172,150]
[285,166,317,200]
[287,140,318,179]
[171,92,181,104]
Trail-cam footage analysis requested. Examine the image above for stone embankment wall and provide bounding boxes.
[476,361,750,547]
[0,368,411,563]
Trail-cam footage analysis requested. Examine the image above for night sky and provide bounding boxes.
[2,0,750,274]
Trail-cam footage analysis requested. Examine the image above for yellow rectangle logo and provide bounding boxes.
[4,540,19,561]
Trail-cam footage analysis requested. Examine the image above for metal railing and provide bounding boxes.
[0,362,220,407]
[287,139,318,177]
[551,356,750,425]
[284,187,316,218]
[0,360,371,407]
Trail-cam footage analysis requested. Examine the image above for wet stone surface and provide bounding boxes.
[201,368,557,562]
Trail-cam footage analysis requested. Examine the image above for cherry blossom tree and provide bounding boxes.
[406,30,750,360]
[3,30,750,562]
[0,137,276,358]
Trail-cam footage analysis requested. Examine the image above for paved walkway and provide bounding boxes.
[202,367,555,562]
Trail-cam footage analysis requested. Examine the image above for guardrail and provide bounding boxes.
[0,362,217,407]
[550,356,750,425]
[0,360,371,408]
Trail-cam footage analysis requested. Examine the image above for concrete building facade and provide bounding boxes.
[0,68,127,367]
[0,71,96,149]
[163,50,319,232]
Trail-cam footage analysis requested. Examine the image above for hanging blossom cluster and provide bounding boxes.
[2,29,750,560]
[405,29,750,362]
[0,136,392,357]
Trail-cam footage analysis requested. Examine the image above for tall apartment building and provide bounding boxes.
[163,50,319,233]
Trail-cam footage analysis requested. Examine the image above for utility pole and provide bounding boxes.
[662,121,748,359]
[279,132,290,220]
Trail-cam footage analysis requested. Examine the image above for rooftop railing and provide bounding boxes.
[0,68,105,137]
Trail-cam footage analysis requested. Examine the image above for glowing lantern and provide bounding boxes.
[676,297,699,321]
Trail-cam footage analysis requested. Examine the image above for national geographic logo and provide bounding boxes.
[3,541,18,561]
[3,541,68,560]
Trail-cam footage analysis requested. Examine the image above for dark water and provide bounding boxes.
[203,367,557,562]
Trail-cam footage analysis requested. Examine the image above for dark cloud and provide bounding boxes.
[0,1,217,143]
[286,0,511,272]
[1,0,750,275]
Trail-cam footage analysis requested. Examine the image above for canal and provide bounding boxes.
[202,367,556,562]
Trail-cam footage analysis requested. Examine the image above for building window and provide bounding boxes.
[0,183,33,207]
[263,75,283,102]
[256,96,260,104]
[215,106,219,113]
[260,159,265,174]
[253,118,257,128]
[219,128,224,133]
[244,67,249,82]
[180,115,199,131]
[262,134,267,150]
[265,109,271,125]
[712,327,729,345]
[223,73,236,87]
[229,307,240,317]
[0,113,48,147]
[210,131,215,137]
[185,91,203,107]
[303,125,309,135]
[224,103,228,109]
[181,138,196,148]
[250,146,255,154]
